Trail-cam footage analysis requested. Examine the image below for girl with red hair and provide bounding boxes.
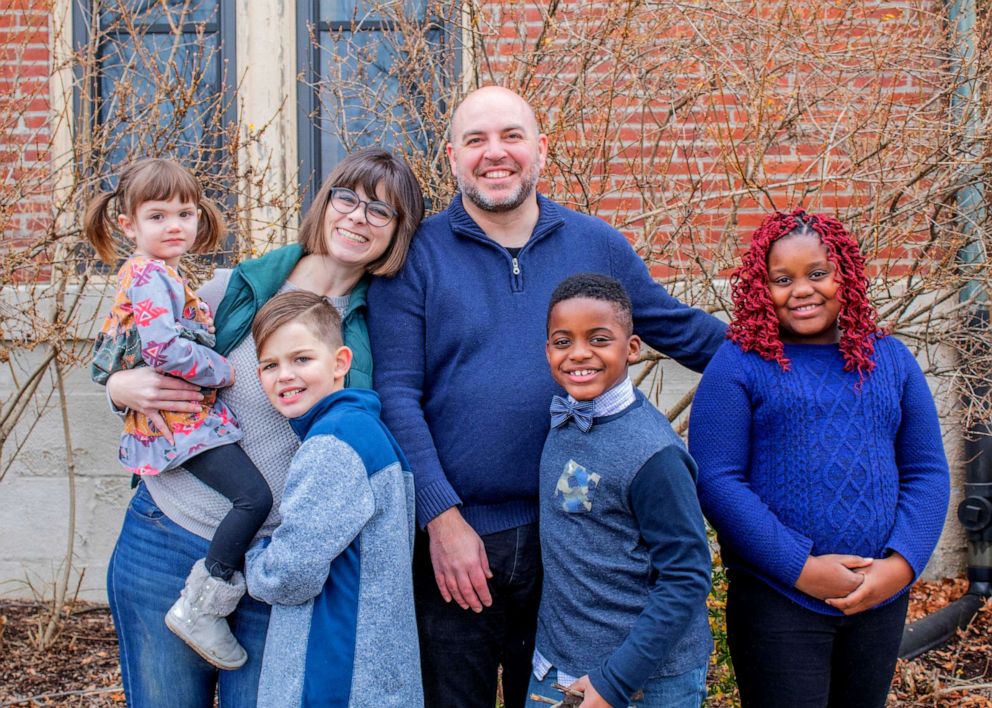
[689,209,949,707]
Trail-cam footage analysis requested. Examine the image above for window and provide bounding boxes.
[72,0,236,183]
[297,0,450,207]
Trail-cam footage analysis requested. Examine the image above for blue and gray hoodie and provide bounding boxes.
[246,388,422,707]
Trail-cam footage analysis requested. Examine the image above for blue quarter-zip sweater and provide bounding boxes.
[368,193,727,534]
[246,389,422,707]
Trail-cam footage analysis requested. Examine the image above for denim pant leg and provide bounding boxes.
[637,665,708,708]
[415,523,542,708]
[107,484,270,708]
[525,666,706,708]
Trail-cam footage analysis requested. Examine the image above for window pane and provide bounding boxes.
[316,24,441,175]
[96,31,223,171]
[100,0,218,29]
[318,0,427,23]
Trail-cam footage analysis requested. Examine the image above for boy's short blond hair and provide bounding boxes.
[251,291,343,357]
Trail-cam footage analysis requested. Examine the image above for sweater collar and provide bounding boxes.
[447,192,566,247]
[288,388,381,440]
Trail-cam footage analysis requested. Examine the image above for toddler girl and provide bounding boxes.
[689,209,949,707]
[86,157,272,671]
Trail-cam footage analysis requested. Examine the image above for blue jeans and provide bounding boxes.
[107,484,270,707]
[525,665,708,708]
[414,523,542,708]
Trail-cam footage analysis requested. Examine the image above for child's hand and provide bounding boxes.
[570,676,614,708]
[198,302,216,334]
[795,554,873,601]
[826,553,913,615]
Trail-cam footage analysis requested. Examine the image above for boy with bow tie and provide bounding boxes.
[528,274,712,708]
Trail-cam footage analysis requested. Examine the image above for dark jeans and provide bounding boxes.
[726,571,909,708]
[183,443,272,580]
[414,522,542,708]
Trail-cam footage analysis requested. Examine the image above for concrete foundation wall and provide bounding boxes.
[0,321,968,603]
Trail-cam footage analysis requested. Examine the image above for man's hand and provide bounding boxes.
[794,554,872,601]
[426,507,493,612]
[107,368,203,445]
[570,676,613,708]
[826,553,913,616]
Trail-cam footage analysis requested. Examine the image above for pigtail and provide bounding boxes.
[191,196,227,255]
[82,190,121,265]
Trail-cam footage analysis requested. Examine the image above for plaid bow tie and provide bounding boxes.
[549,395,594,432]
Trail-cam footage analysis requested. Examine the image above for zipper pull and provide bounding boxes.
[512,257,521,276]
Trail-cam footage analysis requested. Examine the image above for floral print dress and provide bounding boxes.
[92,256,242,475]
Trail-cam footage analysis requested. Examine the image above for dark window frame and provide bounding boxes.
[71,0,237,172]
[296,0,453,210]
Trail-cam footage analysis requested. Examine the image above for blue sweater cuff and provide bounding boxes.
[416,479,462,528]
[588,667,627,708]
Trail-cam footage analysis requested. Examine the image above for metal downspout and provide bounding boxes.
[898,0,991,660]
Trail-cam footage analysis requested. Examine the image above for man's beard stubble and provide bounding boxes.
[457,161,540,214]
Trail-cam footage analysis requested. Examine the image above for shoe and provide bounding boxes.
[165,559,248,670]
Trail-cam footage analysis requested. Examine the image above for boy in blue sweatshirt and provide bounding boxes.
[244,291,421,708]
[528,274,712,708]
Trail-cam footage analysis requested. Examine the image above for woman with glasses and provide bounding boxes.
[102,148,425,707]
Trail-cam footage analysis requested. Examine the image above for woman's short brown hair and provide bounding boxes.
[296,148,424,277]
[251,291,343,358]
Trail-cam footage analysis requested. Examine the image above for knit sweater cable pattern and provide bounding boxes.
[689,337,949,615]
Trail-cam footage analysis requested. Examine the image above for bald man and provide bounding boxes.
[368,86,725,708]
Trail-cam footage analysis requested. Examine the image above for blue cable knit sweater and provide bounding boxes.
[368,193,726,534]
[689,337,949,614]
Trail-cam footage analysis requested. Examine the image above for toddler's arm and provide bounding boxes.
[127,259,233,388]
[585,446,711,708]
[246,435,375,606]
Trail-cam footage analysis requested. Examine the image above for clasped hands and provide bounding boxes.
[795,552,913,616]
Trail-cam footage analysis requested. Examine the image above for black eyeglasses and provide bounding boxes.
[329,187,397,227]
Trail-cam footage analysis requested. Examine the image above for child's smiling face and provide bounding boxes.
[766,232,842,345]
[256,321,352,418]
[546,297,641,401]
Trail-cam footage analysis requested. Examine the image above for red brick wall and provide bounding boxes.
[468,1,948,281]
[0,2,964,285]
[0,0,52,283]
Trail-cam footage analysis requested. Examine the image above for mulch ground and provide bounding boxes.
[0,579,989,707]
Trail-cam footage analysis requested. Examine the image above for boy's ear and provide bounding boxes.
[334,345,353,380]
[627,334,642,364]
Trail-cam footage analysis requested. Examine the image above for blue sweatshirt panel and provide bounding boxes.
[303,544,360,707]
[290,388,408,475]
[247,388,422,707]
[689,337,949,615]
[368,193,727,534]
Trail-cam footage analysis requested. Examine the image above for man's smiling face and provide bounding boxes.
[446,87,548,214]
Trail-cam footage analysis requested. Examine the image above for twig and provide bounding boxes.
[0,686,124,707]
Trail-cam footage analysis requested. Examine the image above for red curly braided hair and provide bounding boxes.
[728,209,885,379]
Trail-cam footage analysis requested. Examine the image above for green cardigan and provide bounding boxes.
[212,244,373,389]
